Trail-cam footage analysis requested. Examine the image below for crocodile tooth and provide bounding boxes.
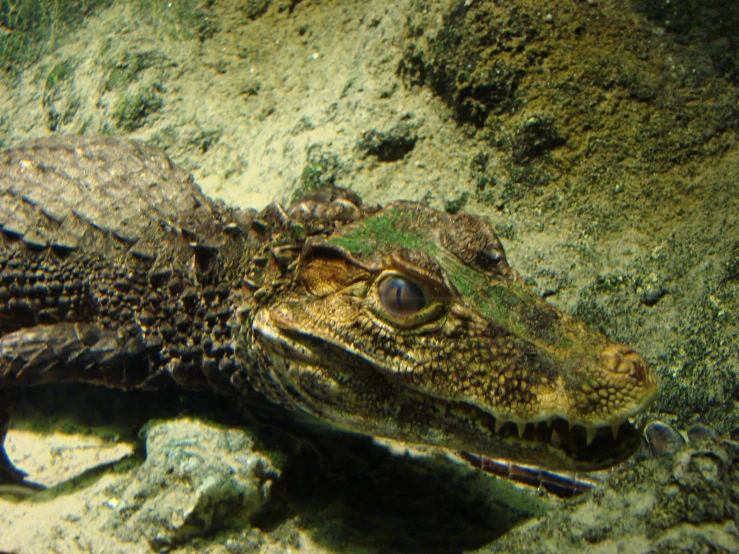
[495,418,504,434]
[546,418,554,428]
[611,423,620,440]
[517,422,526,438]
[586,425,597,445]
[568,420,574,432]
[550,429,562,448]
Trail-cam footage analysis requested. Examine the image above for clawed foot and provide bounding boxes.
[1,407,25,483]
[0,405,43,496]
[0,453,27,486]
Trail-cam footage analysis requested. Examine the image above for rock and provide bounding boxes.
[104,418,278,550]
[474,437,739,553]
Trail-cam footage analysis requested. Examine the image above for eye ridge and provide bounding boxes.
[378,276,427,317]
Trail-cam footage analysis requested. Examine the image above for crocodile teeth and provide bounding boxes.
[586,425,597,446]
[517,422,526,438]
[550,429,562,448]
[611,423,620,440]
[495,418,504,434]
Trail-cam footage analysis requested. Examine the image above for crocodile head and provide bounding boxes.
[248,201,658,471]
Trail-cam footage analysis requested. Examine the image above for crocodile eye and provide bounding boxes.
[378,276,426,317]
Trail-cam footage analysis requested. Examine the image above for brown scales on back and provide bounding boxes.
[0,136,658,485]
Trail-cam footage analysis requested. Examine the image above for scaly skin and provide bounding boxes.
[0,136,657,484]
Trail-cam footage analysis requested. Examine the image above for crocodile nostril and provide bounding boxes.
[600,344,647,377]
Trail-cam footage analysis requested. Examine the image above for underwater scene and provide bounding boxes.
[0,0,737,552]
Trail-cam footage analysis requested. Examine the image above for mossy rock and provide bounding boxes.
[0,0,113,80]
[113,87,163,132]
[295,144,343,198]
[42,59,79,131]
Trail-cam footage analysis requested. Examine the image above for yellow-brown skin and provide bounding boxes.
[245,202,659,472]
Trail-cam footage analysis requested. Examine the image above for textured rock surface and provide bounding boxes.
[476,437,739,553]
[0,417,284,554]
[105,419,278,549]
[1,408,552,553]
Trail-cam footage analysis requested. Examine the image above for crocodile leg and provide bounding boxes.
[0,322,152,389]
[0,322,155,486]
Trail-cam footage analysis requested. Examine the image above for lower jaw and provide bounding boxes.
[446,403,641,471]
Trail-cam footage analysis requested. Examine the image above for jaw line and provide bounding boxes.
[406,390,641,468]
[254,309,405,375]
[253,310,322,364]
[254,311,641,468]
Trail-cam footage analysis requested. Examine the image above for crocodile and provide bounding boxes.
[0,136,658,485]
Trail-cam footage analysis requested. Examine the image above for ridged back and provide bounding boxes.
[0,137,252,391]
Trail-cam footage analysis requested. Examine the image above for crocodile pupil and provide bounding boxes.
[378,276,426,317]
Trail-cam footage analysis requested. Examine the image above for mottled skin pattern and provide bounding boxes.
[0,136,657,484]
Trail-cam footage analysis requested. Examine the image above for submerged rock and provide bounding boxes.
[476,436,739,553]
[104,418,278,550]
